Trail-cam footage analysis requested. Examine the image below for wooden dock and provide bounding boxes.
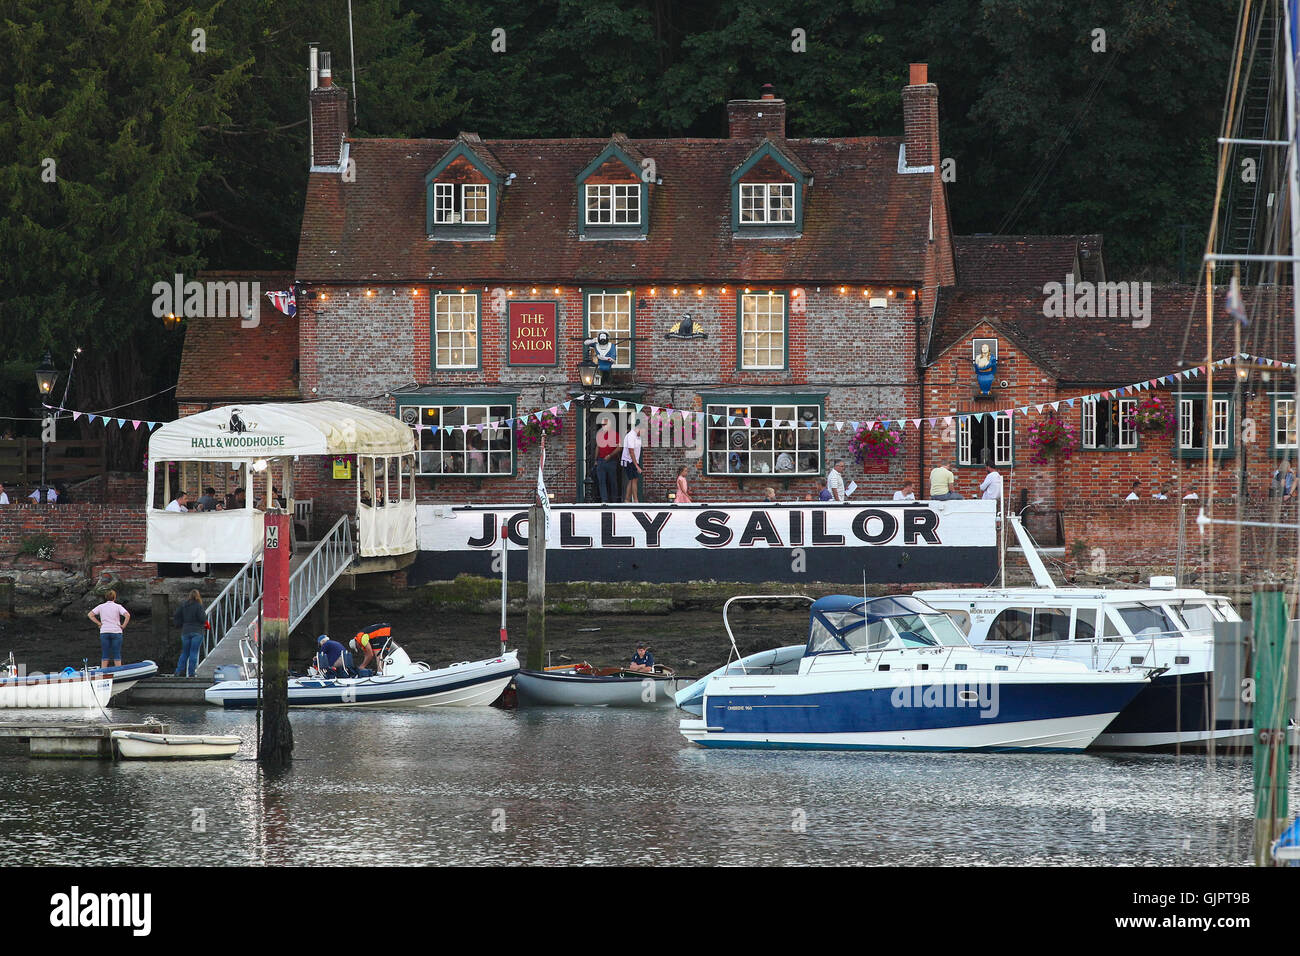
[0,722,169,758]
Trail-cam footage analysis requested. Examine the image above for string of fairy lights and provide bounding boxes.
[46,353,1292,437]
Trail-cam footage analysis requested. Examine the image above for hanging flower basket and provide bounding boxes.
[1026,413,1079,465]
[1125,394,1176,437]
[848,423,902,467]
[514,411,564,454]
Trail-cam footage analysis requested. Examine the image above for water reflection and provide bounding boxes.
[0,704,1288,865]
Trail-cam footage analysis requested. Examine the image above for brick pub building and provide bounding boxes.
[169,57,1297,581]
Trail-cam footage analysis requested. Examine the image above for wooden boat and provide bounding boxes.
[111,730,241,760]
[515,661,681,707]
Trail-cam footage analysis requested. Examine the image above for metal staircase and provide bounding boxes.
[195,515,356,678]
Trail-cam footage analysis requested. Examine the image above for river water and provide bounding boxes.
[0,703,1288,866]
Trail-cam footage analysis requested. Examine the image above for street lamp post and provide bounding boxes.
[34,352,59,501]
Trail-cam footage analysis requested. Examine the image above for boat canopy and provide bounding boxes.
[806,595,967,655]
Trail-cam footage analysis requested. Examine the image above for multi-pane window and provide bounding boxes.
[1082,398,1136,449]
[1275,397,1298,448]
[585,184,641,225]
[403,404,513,476]
[432,182,490,224]
[433,183,454,224]
[586,292,632,367]
[738,183,795,224]
[740,292,786,369]
[434,293,479,369]
[705,403,821,476]
[462,184,489,224]
[1179,397,1230,450]
[957,414,1013,466]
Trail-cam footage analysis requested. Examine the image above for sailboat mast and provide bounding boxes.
[1283,0,1300,589]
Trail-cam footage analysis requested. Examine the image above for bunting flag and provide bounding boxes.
[265,289,297,317]
[47,351,1288,446]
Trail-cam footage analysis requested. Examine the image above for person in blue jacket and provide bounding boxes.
[316,635,350,676]
[628,642,655,673]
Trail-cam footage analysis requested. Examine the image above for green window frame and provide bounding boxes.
[1177,394,1234,459]
[397,392,517,478]
[431,290,482,371]
[703,392,826,477]
[736,290,789,371]
[582,288,635,369]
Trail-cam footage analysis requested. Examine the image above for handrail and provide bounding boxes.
[199,546,264,661]
[721,595,815,673]
[289,514,355,632]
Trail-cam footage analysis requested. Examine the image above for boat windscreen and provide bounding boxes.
[1169,602,1217,634]
[1117,604,1180,638]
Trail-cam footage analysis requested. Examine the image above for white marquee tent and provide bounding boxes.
[145,402,417,563]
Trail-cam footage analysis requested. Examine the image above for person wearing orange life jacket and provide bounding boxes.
[349,625,391,674]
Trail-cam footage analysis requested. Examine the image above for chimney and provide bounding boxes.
[902,62,938,168]
[310,50,349,168]
[727,84,786,139]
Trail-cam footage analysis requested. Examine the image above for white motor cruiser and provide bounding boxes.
[679,595,1151,752]
[916,517,1250,749]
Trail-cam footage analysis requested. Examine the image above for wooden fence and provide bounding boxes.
[0,439,107,488]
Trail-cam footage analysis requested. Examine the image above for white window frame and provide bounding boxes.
[1276,397,1298,449]
[1179,397,1231,450]
[958,415,1013,466]
[434,292,479,370]
[738,182,795,224]
[585,183,641,225]
[461,184,489,224]
[1081,398,1136,449]
[433,183,454,224]
[705,403,822,477]
[586,292,632,368]
[740,292,786,370]
[407,403,514,477]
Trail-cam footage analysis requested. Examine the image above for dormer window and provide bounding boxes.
[739,183,794,224]
[585,183,640,225]
[730,139,810,237]
[433,183,491,225]
[577,135,650,238]
[425,133,505,238]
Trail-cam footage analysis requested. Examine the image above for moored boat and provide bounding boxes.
[0,656,114,709]
[680,594,1151,752]
[86,661,159,699]
[204,641,519,708]
[674,645,804,716]
[111,730,241,760]
[516,662,680,707]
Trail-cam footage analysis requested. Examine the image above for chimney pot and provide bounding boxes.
[320,50,332,87]
[909,63,928,86]
[760,83,776,100]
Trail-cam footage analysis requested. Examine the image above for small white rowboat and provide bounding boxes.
[111,731,241,760]
[516,663,681,707]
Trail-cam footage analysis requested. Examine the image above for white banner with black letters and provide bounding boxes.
[418,501,995,552]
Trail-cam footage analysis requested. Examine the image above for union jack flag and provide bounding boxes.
[265,289,297,317]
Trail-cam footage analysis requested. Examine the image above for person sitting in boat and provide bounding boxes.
[316,635,352,677]
[628,642,655,673]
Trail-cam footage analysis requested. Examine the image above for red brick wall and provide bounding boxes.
[923,321,1291,505]
[1060,499,1296,578]
[0,504,154,578]
[727,100,786,139]
[302,282,923,504]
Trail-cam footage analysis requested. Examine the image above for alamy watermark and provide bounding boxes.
[890,680,1000,719]
[152,273,260,326]
[1042,274,1152,328]
[595,409,702,459]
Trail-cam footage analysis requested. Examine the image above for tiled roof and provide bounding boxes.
[177,271,299,402]
[953,235,1101,288]
[925,284,1295,385]
[296,135,933,284]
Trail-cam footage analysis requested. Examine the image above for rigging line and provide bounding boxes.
[46,384,179,417]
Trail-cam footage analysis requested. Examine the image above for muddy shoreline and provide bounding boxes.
[0,601,809,678]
